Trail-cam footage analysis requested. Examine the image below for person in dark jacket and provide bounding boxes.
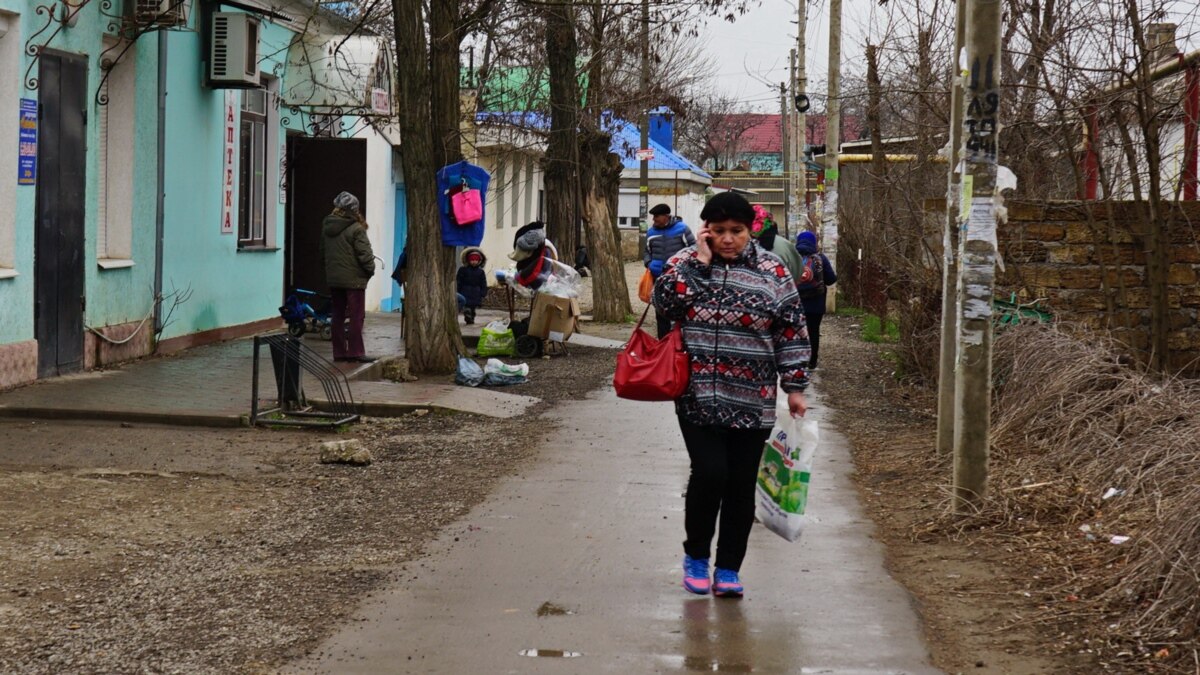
[456,247,488,324]
[644,203,696,338]
[795,231,838,370]
[653,191,811,599]
[320,191,376,363]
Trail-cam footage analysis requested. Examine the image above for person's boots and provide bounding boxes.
[464,307,475,325]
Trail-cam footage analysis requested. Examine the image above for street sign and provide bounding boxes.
[636,148,655,161]
[18,99,37,186]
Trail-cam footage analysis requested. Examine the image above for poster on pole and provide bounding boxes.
[18,99,37,186]
[221,91,237,235]
[636,148,655,161]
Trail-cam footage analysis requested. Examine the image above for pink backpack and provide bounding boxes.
[450,181,483,226]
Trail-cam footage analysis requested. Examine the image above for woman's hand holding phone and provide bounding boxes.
[696,224,714,264]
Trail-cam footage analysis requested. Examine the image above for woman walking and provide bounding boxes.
[794,231,837,370]
[653,192,811,598]
[320,191,376,363]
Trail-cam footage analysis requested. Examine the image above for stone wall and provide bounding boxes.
[995,201,1200,372]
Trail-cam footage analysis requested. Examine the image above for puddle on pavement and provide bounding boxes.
[536,601,573,617]
[658,655,753,672]
[519,649,582,658]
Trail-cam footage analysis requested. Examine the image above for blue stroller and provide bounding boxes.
[279,288,333,340]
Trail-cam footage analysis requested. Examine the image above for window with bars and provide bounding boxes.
[238,87,268,247]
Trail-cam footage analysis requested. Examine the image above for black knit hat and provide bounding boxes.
[649,203,672,216]
[700,192,755,225]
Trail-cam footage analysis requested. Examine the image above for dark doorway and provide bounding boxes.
[35,52,88,378]
[284,136,367,298]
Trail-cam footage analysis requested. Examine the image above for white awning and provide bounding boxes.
[281,34,394,116]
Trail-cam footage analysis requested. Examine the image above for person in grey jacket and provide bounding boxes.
[320,191,376,363]
[644,203,696,337]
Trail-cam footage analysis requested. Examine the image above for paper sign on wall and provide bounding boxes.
[18,99,37,186]
[221,91,237,235]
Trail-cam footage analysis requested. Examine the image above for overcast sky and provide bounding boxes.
[695,0,1200,112]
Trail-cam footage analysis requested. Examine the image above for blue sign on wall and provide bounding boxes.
[18,99,37,186]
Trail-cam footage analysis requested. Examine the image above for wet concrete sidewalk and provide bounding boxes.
[0,313,537,426]
[287,384,941,674]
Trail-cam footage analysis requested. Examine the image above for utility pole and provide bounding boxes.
[937,0,968,458]
[822,0,841,313]
[638,0,650,256]
[780,81,790,232]
[795,0,808,235]
[788,50,797,239]
[952,0,1002,514]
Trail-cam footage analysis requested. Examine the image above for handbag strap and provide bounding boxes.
[632,303,653,332]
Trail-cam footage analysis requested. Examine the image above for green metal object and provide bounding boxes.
[993,292,1052,330]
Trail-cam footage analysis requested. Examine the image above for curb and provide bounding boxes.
[0,406,246,428]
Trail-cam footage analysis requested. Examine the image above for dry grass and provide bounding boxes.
[927,324,1200,670]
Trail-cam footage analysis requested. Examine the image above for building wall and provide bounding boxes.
[359,128,396,311]
[159,20,294,340]
[944,200,1200,373]
[477,147,543,279]
[0,0,160,385]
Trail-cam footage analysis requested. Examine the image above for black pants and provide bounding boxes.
[805,312,824,369]
[655,311,672,340]
[678,418,770,571]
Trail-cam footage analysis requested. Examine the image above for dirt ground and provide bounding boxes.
[816,314,1104,675]
[0,346,617,674]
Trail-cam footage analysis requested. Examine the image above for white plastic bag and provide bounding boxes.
[484,359,529,378]
[755,400,820,542]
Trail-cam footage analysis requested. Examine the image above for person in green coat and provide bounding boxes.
[320,191,376,362]
[750,205,804,285]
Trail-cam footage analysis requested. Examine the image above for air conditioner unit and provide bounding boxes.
[134,0,190,27]
[209,12,260,88]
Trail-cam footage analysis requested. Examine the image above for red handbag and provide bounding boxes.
[613,305,690,401]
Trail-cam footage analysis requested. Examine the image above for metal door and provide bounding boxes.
[34,52,88,378]
[284,136,367,298]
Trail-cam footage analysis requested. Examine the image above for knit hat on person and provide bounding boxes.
[797,230,818,255]
[700,192,755,225]
[649,203,672,216]
[333,191,360,213]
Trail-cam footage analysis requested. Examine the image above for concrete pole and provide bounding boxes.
[822,0,841,313]
[936,0,968,457]
[788,49,797,239]
[781,81,791,233]
[638,0,650,255]
[952,0,1002,514]
[796,0,808,233]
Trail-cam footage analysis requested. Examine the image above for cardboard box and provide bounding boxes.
[528,294,580,342]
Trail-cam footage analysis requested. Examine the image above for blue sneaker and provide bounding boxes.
[713,567,743,597]
[682,555,711,595]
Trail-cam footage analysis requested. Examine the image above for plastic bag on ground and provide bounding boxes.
[477,322,516,357]
[755,399,819,542]
[484,359,529,378]
[454,356,484,387]
[481,358,529,386]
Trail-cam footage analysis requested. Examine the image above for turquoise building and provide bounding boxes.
[0,0,399,389]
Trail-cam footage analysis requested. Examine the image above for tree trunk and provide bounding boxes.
[393,0,463,373]
[430,0,463,168]
[579,129,631,322]
[543,0,580,255]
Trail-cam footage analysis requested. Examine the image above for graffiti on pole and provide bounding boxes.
[964,55,999,164]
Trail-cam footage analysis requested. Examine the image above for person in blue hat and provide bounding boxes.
[794,231,837,370]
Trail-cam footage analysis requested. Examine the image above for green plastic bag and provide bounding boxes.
[476,321,516,357]
[755,400,819,542]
